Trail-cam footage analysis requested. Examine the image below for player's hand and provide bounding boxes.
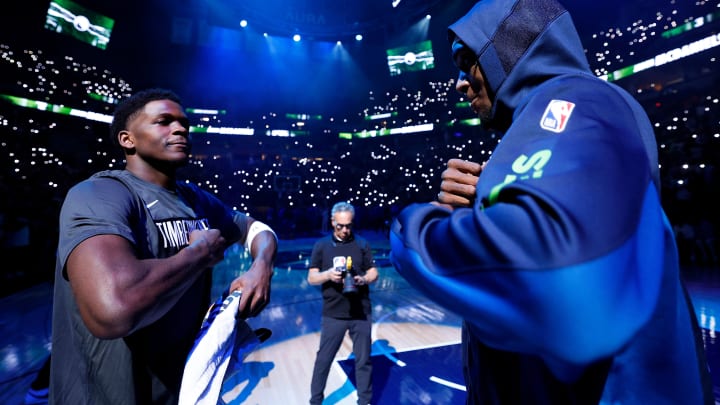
[188,229,226,268]
[230,260,273,319]
[436,158,485,208]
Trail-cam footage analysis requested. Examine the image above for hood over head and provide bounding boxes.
[449,0,591,130]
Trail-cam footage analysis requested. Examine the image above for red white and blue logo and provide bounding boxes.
[540,99,575,133]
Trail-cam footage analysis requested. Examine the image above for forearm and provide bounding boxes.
[248,230,278,274]
[69,234,219,338]
[389,195,665,367]
[222,228,277,318]
[120,240,216,324]
[362,267,379,284]
[307,268,332,285]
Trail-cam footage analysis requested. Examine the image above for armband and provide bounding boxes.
[244,221,277,252]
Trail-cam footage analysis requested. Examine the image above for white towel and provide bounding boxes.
[179,290,259,405]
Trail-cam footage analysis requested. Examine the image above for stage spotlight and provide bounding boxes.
[240,20,248,28]
[293,34,301,42]
[355,34,363,41]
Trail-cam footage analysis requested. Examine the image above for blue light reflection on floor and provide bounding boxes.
[339,343,466,405]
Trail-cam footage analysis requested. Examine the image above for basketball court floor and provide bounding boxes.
[1,231,718,404]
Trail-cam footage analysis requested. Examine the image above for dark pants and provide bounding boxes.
[310,316,373,405]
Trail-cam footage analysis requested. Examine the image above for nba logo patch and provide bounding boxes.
[540,99,575,133]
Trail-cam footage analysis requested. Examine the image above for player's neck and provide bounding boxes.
[125,160,177,190]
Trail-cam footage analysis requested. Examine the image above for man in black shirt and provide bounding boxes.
[307,202,379,405]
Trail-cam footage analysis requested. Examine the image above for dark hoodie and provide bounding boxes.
[390,0,713,403]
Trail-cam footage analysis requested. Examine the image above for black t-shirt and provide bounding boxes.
[310,234,376,319]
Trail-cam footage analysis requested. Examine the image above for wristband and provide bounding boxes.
[244,221,277,252]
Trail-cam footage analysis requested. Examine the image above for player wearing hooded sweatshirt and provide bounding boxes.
[389,0,713,403]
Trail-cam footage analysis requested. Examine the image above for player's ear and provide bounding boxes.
[118,130,134,148]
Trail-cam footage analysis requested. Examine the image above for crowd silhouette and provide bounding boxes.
[2,2,720,296]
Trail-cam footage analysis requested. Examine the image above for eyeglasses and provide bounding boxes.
[452,38,478,74]
[455,49,478,74]
[334,222,353,230]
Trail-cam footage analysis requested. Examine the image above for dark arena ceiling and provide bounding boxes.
[212,0,447,39]
[1,0,716,121]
